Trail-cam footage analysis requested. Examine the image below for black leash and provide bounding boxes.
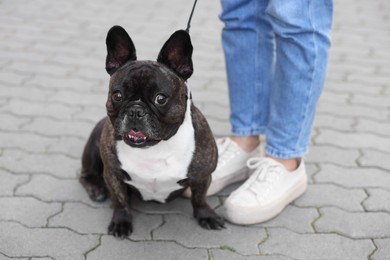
[185,0,198,33]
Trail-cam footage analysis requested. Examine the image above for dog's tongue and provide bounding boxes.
[129,130,146,138]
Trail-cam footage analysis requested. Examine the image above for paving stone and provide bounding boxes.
[314,164,390,189]
[317,102,389,121]
[0,99,8,108]
[305,163,320,184]
[364,188,390,212]
[0,85,55,102]
[0,197,61,227]
[0,255,28,260]
[48,203,110,234]
[72,106,106,125]
[0,114,31,131]
[331,45,372,58]
[359,149,390,171]
[70,67,111,82]
[355,119,390,138]
[199,103,230,125]
[0,222,98,260]
[0,133,54,153]
[153,214,266,255]
[327,61,377,75]
[15,174,107,207]
[0,170,29,196]
[325,81,384,96]
[260,228,375,260]
[21,117,94,138]
[0,44,45,64]
[87,236,208,260]
[52,53,102,70]
[316,129,390,153]
[319,91,350,105]
[26,74,104,93]
[342,50,390,66]
[306,145,359,167]
[208,119,232,137]
[295,184,367,211]
[346,73,390,87]
[133,195,221,217]
[253,205,318,233]
[0,150,80,178]
[372,239,390,260]
[324,70,345,82]
[46,136,84,159]
[31,42,83,58]
[352,94,390,109]
[210,249,292,260]
[49,202,162,240]
[0,36,35,52]
[47,90,106,107]
[0,100,82,120]
[315,207,390,239]
[313,114,354,132]
[0,71,32,85]
[8,59,76,77]
[192,90,229,107]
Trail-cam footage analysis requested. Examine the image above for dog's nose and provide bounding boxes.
[129,105,146,118]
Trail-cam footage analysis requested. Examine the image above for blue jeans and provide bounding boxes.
[220,0,333,159]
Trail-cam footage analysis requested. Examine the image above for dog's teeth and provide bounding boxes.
[127,133,147,143]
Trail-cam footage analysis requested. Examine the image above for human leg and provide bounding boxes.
[200,0,274,196]
[224,0,333,224]
[220,0,274,139]
[265,0,333,160]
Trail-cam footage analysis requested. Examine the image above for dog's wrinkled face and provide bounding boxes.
[107,61,188,147]
[104,26,193,148]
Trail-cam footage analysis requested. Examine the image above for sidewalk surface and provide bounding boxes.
[1,0,390,259]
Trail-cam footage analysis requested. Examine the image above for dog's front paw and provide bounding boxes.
[108,208,133,238]
[194,208,225,230]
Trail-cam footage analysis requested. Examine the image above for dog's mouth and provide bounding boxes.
[123,129,161,147]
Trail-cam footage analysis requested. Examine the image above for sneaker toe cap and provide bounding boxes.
[226,190,260,208]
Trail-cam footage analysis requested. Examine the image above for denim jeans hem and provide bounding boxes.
[265,145,308,159]
[232,127,266,137]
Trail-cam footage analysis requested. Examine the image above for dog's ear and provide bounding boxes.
[157,30,193,80]
[105,25,137,75]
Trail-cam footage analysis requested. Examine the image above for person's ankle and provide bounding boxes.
[229,136,260,153]
[265,155,300,172]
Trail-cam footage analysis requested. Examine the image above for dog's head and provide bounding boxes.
[104,26,193,148]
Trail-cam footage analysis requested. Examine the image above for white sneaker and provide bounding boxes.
[223,157,307,225]
[182,137,259,198]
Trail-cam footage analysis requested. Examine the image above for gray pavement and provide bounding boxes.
[0,0,389,259]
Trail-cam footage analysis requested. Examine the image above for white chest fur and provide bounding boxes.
[116,99,195,203]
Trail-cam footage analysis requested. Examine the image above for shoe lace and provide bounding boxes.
[244,158,284,198]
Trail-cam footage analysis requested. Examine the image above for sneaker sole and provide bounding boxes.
[181,167,249,198]
[224,173,308,225]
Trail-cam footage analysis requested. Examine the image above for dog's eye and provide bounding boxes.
[155,94,168,105]
[112,91,123,102]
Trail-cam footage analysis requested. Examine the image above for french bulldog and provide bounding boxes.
[80,25,225,237]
